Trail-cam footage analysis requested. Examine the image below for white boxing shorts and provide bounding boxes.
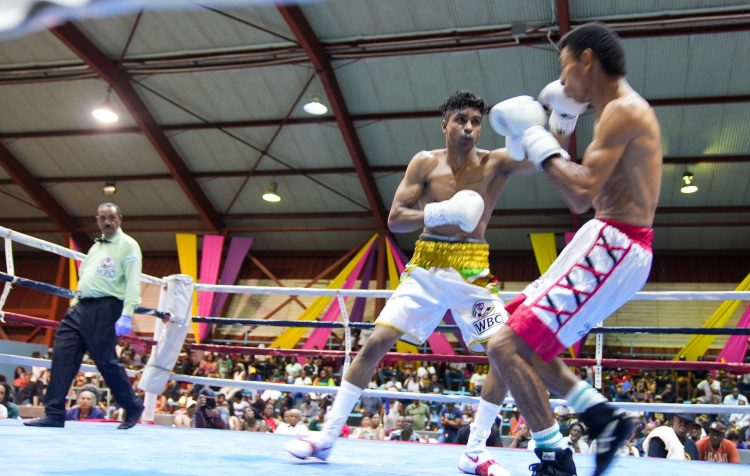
[375,237,508,353]
[506,218,654,361]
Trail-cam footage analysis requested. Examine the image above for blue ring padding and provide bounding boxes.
[0,271,169,318]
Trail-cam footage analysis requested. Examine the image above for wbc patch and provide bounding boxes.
[471,299,506,335]
[96,256,117,279]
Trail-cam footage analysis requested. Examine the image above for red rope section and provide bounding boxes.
[191,343,750,374]
[6,311,750,374]
[1,311,154,348]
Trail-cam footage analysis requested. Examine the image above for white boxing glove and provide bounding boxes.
[538,80,588,136]
[424,190,484,233]
[490,96,569,169]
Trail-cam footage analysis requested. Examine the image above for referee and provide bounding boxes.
[25,202,144,429]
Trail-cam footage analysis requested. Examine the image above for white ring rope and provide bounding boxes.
[2,353,748,416]
[0,225,164,286]
[0,225,747,300]
[192,283,750,301]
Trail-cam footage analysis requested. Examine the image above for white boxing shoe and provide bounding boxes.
[458,449,511,476]
[284,436,333,461]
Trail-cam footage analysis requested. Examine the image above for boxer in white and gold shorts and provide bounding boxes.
[376,234,508,354]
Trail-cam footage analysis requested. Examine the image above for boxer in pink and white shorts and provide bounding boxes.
[476,23,663,476]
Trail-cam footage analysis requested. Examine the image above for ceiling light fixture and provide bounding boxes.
[680,171,698,194]
[102,182,117,196]
[262,180,281,203]
[303,94,328,116]
[92,88,119,124]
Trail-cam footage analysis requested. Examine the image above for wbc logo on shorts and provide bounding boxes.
[471,300,506,334]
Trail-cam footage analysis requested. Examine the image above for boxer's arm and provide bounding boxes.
[387,152,430,233]
[542,104,637,214]
[495,149,537,176]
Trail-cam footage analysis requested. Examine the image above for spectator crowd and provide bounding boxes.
[3,341,750,465]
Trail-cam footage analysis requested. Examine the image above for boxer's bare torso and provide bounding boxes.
[388,107,534,239]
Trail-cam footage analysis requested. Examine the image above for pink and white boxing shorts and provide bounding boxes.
[506,218,653,361]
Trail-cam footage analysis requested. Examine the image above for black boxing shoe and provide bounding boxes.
[580,403,633,476]
[528,447,576,476]
[23,416,65,428]
[117,402,144,430]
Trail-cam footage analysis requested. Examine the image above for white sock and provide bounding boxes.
[532,422,565,449]
[321,380,363,441]
[467,399,502,450]
[564,381,607,415]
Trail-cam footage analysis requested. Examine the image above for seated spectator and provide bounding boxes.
[312,368,335,387]
[694,373,721,404]
[351,414,384,440]
[12,366,29,404]
[389,416,421,442]
[216,354,233,380]
[562,421,590,453]
[404,399,431,431]
[193,388,226,430]
[468,365,487,395]
[296,393,320,424]
[173,398,196,427]
[723,387,748,406]
[236,407,267,432]
[696,421,739,463]
[65,388,105,421]
[381,399,401,436]
[232,363,246,381]
[275,408,309,436]
[267,367,285,384]
[658,383,677,403]
[509,423,532,449]
[383,373,402,392]
[630,379,654,403]
[438,402,461,443]
[229,391,251,418]
[261,403,281,432]
[728,400,750,429]
[0,383,19,419]
[402,369,420,393]
[194,352,218,377]
[643,413,699,460]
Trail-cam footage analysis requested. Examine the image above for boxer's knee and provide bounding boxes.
[486,326,515,365]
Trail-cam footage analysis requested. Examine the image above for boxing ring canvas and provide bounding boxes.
[1,420,745,476]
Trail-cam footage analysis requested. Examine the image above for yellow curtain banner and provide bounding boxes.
[271,234,379,349]
[674,271,750,361]
[387,238,418,354]
[529,233,558,274]
[176,233,201,343]
[68,238,78,307]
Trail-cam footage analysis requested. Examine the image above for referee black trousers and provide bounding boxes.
[44,297,141,422]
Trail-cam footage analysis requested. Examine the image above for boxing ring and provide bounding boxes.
[2,225,750,476]
[2,417,748,476]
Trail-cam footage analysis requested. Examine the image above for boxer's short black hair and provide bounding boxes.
[440,90,487,118]
[559,22,626,77]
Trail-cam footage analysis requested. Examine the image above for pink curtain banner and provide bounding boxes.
[197,235,225,342]
[716,303,750,364]
[209,237,254,317]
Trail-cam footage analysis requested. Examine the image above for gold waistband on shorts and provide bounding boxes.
[408,239,489,272]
